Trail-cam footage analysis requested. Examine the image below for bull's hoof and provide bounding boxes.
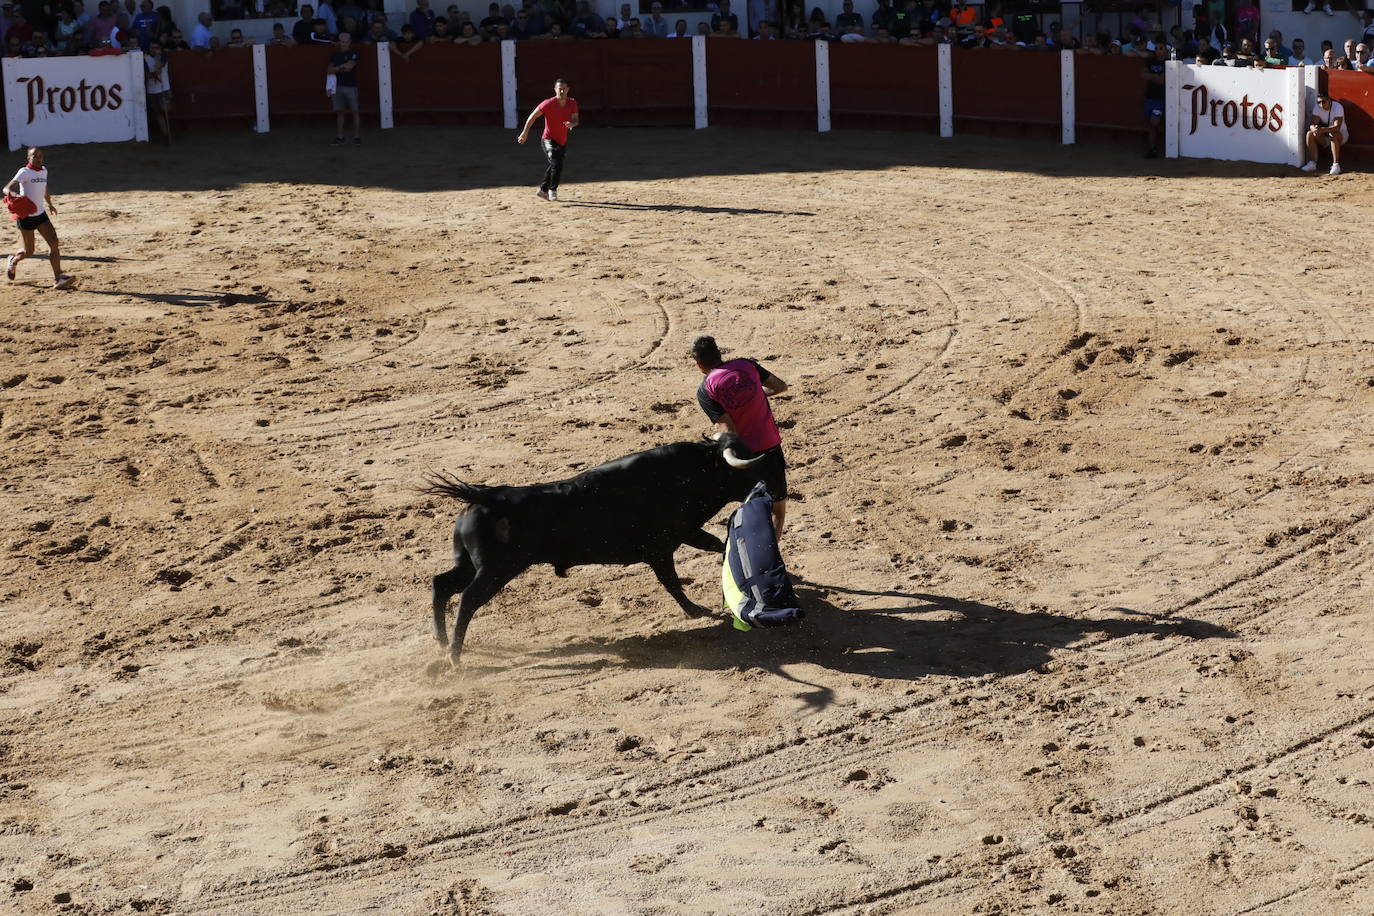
[448,648,464,669]
[433,628,449,648]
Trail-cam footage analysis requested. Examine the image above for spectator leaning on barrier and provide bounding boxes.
[327,30,361,146]
[1289,38,1310,65]
[428,16,452,40]
[55,8,80,52]
[1262,37,1284,66]
[670,18,687,37]
[365,14,396,42]
[509,8,538,39]
[269,22,294,45]
[225,27,248,46]
[1302,91,1347,175]
[392,23,421,58]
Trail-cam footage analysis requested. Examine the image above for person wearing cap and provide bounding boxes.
[4,148,75,290]
[1302,92,1347,175]
[692,336,791,537]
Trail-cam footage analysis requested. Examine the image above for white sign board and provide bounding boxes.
[4,53,149,150]
[1167,62,1304,166]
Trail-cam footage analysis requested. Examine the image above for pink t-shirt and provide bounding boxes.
[700,359,781,453]
[538,96,579,145]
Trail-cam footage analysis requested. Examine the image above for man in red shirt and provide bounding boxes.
[516,77,579,202]
[692,335,791,536]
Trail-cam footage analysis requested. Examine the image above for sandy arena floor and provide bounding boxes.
[1,126,1373,915]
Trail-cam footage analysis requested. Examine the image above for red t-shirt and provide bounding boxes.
[699,359,782,453]
[538,96,578,145]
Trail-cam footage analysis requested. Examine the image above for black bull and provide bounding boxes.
[424,435,769,664]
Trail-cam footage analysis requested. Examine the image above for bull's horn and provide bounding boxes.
[723,447,764,469]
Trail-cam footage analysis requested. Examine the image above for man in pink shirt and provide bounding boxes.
[516,77,580,202]
[693,335,791,536]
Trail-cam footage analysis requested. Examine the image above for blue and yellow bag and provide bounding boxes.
[722,482,804,631]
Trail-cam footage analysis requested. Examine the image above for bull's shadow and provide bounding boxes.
[522,581,1234,709]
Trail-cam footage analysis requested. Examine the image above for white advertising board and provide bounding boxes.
[1167,62,1305,166]
[4,53,149,150]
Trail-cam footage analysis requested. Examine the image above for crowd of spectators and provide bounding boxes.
[4,0,1374,68]
[1,0,197,56]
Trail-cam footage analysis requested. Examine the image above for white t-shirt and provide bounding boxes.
[145,54,170,94]
[1312,100,1349,142]
[11,165,47,217]
[1288,54,1310,65]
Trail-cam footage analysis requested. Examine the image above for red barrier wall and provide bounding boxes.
[168,48,256,128]
[829,43,939,133]
[515,40,693,127]
[1075,53,1150,142]
[1324,70,1374,162]
[391,42,502,126]
[953,48,1059,138]
[706,40,816,130]
[265,44,381,128]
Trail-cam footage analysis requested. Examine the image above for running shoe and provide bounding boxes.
[1329,163,1342,175]
[5,254,15,281]
[353,137,361,145]
[547,188,558,201]
[536,189,548,200]
[1300,162,1317,172]
[331,136,345,146]
[54,274,76,290]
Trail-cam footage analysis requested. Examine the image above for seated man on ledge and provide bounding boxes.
[1301,91,1347,176]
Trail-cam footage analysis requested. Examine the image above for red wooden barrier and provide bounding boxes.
[515,40,693,128]
[391,42,502,126]
[265,44,381,129]
[168,48,256,128]
[1324,70,1374,162]
[1075,53,1150,143]
[829,43,939,132]
[953,48,1059,139]
[706,40,816,130]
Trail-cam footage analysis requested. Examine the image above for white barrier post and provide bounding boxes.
[692,35,707,129]
[1286,65,1307,167]
[252,43,269,134]
[502,40,518,129]
[937,42,953,138]
[1163,59,1179,158]
[1060,49,1074,145]
[377,42,393,129]
[815,39,830,132]
[130,51,149,142]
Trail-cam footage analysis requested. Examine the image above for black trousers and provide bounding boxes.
[540,139,566,191]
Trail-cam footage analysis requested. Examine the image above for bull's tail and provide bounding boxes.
[421,471,496,507]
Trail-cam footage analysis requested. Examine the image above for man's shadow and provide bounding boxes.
[521,581,1234,709]
[563,200,815,217]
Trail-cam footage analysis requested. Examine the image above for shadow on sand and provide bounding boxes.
[516,580,1235,709]
[563,200,816,217]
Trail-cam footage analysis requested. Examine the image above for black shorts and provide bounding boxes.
[756,445,787,501]
[17,212,50,232]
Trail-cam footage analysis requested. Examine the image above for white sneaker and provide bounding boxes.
[1323,2,1333,13]
[53,274,76,290]
[1302,1,1314,11]
[547,188,558,201]
[1329,163,1342,175]
[1300,161,1317,172]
